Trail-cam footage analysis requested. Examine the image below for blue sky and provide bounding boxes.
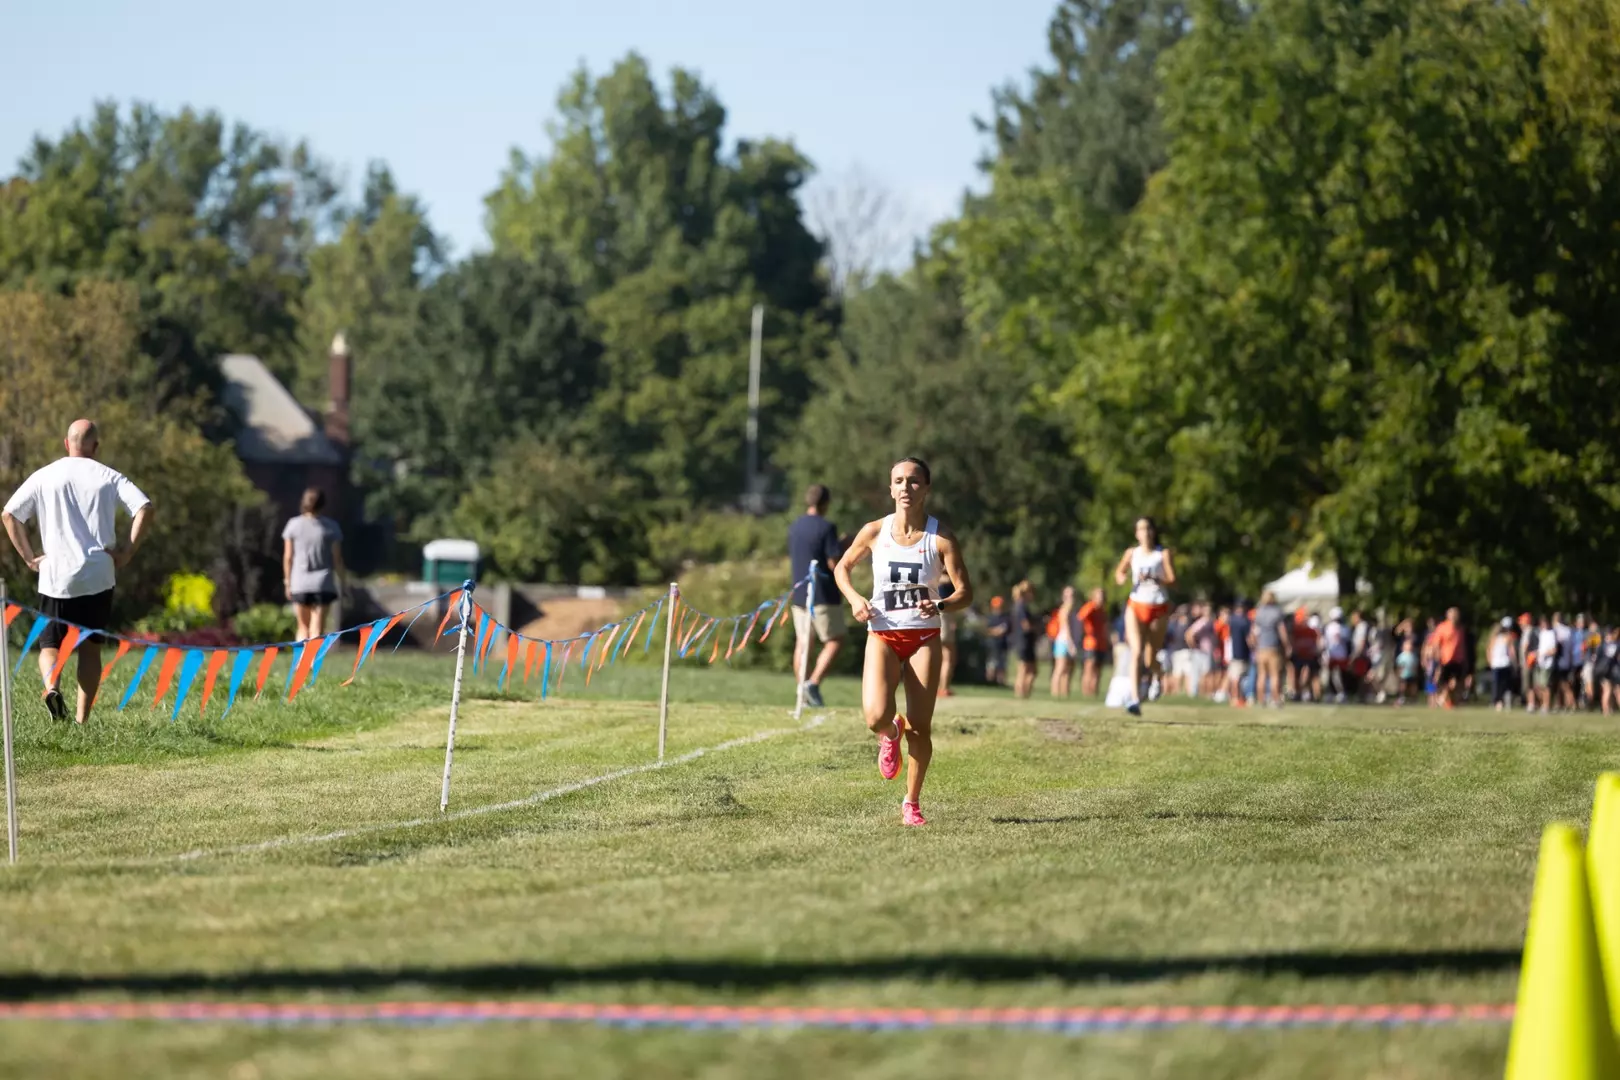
[2,0,1058,257]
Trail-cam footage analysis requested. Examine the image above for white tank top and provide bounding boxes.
[1129,546,1169,605]
[1489,633,1513,669]
[868,515,943,632]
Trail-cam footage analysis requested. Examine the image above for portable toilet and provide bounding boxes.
[422,539,480,588]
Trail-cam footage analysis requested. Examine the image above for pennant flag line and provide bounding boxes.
[99,639,132,688]
[46,626,84,693]
[151,648,185,709]
[118,647,159,711]
[644,599,664,654]
[255,648,280,700]
[2,604,19,629]
[224,651,253,716]
[170,651,206,721]
[199,650,230,714]
[14,615,48,675]
[342,623,379,687]
[306,633,341,690]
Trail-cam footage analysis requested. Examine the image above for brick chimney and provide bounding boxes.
[326,331,352,451]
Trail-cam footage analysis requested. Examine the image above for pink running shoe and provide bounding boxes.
[878,715,903,780]
[902,801,927,827]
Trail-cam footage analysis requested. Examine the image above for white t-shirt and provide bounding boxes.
[3,457,150,599]
[1325,620,1350,661]
[1538,630,1559,667]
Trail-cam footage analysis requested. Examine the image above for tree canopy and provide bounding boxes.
[7,9,1620,620]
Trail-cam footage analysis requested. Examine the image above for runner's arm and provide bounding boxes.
[833,521,881,622]
[1160,548,1177,586]
[921,527,973,619]
[1112,548,1133,586]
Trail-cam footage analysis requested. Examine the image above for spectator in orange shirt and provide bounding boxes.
[1431,607,1465,709]
[1076,588,1111,697]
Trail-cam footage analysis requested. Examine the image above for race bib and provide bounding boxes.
[882,585,931,613]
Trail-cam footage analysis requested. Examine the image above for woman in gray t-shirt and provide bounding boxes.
[282,487,346,640]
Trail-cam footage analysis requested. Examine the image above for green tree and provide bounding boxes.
[486,54,830,508]
[789,261,1088,597]
[293,163,444,404]
[0,102,339,399]
[446,438,644,585]
[984,0,1189,215]
[0,282,257,622]
[357,251,600,537]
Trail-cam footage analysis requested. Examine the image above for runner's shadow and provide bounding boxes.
[0,949,1519,1000]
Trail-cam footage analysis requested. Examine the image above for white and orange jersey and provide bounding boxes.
[868,515,944,632]
[1129,546,1169,605]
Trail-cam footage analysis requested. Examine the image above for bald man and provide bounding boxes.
[3,420,153,723]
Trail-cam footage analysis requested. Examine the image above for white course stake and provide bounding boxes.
[1,579,16,864]
[439,581,476,812]
[657,582,677,762]
[793,560,816,720]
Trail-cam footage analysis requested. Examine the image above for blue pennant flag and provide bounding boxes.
[13,615,49,675]
[170,650,206,722]
[540,642,552,700]
[118,647,159,711]
[223,650,253,716]
[644,599,663,653]
[307,633,341,688]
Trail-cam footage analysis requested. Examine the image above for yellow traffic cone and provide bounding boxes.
[1505,822,1620,1079]
[1589,773,1620,1034]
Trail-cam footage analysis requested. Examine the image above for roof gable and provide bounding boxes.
[218,354,344,466]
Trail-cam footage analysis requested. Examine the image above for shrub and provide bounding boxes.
[233,603,298,645]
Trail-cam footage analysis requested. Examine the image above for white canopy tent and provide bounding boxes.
[1262,562,1370,607]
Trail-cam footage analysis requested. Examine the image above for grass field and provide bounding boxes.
[0,644,1614,1078]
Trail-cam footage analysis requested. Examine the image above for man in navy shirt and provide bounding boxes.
[788,484,845,707]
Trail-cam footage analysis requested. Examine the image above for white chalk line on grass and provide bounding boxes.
[125,712,829,866]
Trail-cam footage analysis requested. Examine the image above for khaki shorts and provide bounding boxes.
[1227,659,1249,681]
[793,604,846,644]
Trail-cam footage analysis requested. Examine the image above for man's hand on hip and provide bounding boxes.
[25,554,44,571]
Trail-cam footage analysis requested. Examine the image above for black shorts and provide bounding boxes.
[291,592,338,608]
[1014,641,1037,664]
[1440,662,1466,684]
[39,590,114,649]
[1082,648,1109,664]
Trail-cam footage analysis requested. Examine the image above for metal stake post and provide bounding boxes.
[657,582,677,762]
[794,561,816,720]
[1,579,17,864]
[439,581,476,812]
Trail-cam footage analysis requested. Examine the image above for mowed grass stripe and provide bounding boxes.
[1,663,1611,1075]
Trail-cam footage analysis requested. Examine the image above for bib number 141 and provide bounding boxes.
[883,586,930,613]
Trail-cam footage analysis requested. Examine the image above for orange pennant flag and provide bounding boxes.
[482,621,500,668]
[709,622,723,664]
[198,650,231,714]
[375,611,404,650]
[759,600,791,644]
[626,610,648,656]
[150,648,185,709]
[254,647,280,699]
[434,591,466,644]
[587,625,620,686]
[503,632,520,689]
[98,639,133,689]
[342,624,375,687]
[523,640,540,684]
[735,608,764,655]
[287,639,322,702]
[2,604,19,629]
[45,626,82,694]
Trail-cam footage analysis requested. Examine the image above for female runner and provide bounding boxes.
[1112,516,1176,715]
[834,457,973,827]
